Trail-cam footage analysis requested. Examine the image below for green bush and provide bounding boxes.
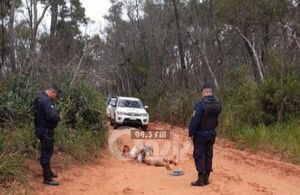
[221,81,264,128]
[219,72,300,133]
[0,75,38,127]
[60,82,106,131]
[258,73,300,124]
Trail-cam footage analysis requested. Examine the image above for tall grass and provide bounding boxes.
[219,120,300,163]
[55,124,107,162]
[0,131,26,184]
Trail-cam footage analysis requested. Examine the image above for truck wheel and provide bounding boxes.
[110,119,114,126]
[114,122,119,129]
[142,125,148,131]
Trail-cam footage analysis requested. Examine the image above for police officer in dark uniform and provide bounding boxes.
[189,84,221,186]
[33,84,61,186]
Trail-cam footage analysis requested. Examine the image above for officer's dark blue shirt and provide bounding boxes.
[33,92,60,133]
[189,95,221,137]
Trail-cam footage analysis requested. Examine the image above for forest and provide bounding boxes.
[0,0,299,190]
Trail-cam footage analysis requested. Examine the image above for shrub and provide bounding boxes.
[60,82,106,131]
[219,80,264,136]
[258,73,300,124]
[0,75,38,127]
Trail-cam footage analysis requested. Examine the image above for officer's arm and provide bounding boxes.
[188,102,203,137]
[43,100,61,123]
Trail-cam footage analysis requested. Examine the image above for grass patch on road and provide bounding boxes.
[219,120,300,163]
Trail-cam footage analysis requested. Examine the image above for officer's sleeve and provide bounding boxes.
[43,100,60,124]
[188,102,203,137]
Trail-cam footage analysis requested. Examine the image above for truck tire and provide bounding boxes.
[114,122,119,129]
[142,125,148,131]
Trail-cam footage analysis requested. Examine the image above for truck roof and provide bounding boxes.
[117,96,141,101]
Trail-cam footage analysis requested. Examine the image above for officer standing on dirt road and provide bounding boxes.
[189,83,222,186]
[33,84,61,186]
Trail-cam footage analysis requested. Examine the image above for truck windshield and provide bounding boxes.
[118,100,143,108]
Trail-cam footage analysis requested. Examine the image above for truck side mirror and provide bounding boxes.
[144,105,149,109]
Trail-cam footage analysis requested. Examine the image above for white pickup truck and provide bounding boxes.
[110,96,149,131]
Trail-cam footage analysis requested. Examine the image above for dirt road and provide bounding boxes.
[31,123,300,195]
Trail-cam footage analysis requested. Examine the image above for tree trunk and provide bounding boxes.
[200,46,220,90]
[8,0,16,72]
[49,0,58,67]
[50,0,58,39]
[0,2,5,70]
[187,32,220,90]
[236,27,264,81]
[261,24,269,73]
[171,0,188,88]
[277,96,287,122]
[135,0,148,61]
[26,0,51,71]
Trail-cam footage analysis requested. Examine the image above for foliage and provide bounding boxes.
[0,75,38,126]
[60,82,106,131]
[214,0,290,28]
[139,86,199,126]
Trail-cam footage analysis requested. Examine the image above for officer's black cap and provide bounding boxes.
[201,83,213,92]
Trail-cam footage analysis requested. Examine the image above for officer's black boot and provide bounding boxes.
[42,164,59,186]
[49,165,58,178]
[50,170,58,178]
[204,171,211,185]
[43,179,59,186]
[191,173,206,186]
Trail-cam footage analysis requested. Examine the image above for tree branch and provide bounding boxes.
[35,0,57,33]
[235,26,264,81]
[288,35,300,50]
[187,32,220,90]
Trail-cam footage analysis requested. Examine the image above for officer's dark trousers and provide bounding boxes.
[37,130,54,181]
[193,134,216,176]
